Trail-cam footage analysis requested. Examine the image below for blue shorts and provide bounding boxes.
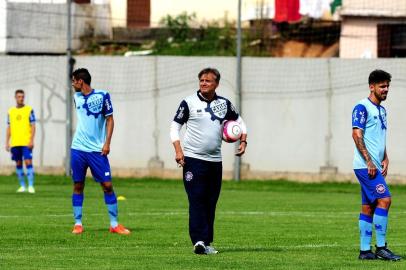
[354,169,391,205]
[71,149,112,183]
[11,146,32,161]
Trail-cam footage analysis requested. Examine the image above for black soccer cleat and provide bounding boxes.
[375,244,402,261]
[359,250,376,260]
[193,241,206,255]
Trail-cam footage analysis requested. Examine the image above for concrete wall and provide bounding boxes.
[1,56,406,182]
[340,0,406,59]
[110,0,127,27]
[342,0,406,16]
[340,18,378,58]
[339,16,406,58]
[2,2,112,54]
[0,0,6,53]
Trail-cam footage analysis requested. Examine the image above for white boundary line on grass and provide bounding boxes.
[3,243,406,251]
[0,210,360,219]
[1,210,406,219]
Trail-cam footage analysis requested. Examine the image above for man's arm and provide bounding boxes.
[352,128,376,178]
[235,116,247,156]
[170,100,189,167]
[381,148,389,177]
[28,123,36,149]
[236,133,247,157]
[5,126,10,152]
[102,115,114,155]
[170,121,185,167]
[172,140,185,167]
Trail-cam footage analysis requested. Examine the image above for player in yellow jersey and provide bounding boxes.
[5,89,36,193]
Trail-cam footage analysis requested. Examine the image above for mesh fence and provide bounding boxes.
[1,0,406,179]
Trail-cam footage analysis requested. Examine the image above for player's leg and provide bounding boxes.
[374,197,391,249]
[99,182,129,234]
[205,161,222,254]
[372,176,401,260]
[183,156,210,254]
[73,181,85,229]
[374,196,400,260]
[23,147,35,193]
[354,169,376,259]
[89,153,130,235]
[100,182,118,229]
[359,203,375,256]
[71,149,87,234]
[11,147,26,192]
[357,170,401,260]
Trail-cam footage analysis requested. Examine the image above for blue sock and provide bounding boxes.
[16,165,25,187]
[72,193,84,225]
[104,192,118,228]
[359,213,373,251]
[374,208,389,248]
[26,165,34,187]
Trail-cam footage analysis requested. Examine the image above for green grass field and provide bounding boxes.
[1,175,406,270]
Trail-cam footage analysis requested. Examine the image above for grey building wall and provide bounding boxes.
[1,56,406,182]
[3,3,111,54]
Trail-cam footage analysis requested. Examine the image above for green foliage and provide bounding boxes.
[1,175,406,269]
[155,12,236,56]
[159,12,196,43]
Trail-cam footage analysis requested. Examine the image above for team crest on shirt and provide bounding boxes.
[82,93,104,118]
[205,98,228,123]
[376,184,386,194]
[185,171,193,181]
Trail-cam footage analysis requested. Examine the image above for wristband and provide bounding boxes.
[240,140,247,145]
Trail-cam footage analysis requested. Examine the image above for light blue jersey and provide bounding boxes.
[352,98,387,171]
[71,89,113,152]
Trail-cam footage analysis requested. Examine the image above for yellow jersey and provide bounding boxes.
[7,105,36,147]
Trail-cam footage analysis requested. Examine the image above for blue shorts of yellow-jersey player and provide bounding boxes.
[11,146,33,161]
[354,169,391,205]
[71,149,112,183]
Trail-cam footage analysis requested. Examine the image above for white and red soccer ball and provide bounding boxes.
[222,120,242,143]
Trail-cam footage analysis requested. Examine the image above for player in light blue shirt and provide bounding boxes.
[70,68,130,235]
[71,88,113,152]
[352,69,400,261]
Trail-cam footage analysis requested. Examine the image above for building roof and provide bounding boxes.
[341,8,406,18]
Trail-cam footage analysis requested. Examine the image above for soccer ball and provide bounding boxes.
[222,120,242,143]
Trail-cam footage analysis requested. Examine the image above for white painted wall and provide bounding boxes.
[3,2,112,53]
[340,18,377,58]
[0,0,6,53]
[110,0,126,27]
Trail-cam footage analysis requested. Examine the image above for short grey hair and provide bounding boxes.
[198,68,221,83]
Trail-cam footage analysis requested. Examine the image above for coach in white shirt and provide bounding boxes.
[170,67,247,255]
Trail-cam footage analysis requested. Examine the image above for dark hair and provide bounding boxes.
[72,68,92,85]
[368,69,391,85]
[15,89,24,95]
[198,68,221,83]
